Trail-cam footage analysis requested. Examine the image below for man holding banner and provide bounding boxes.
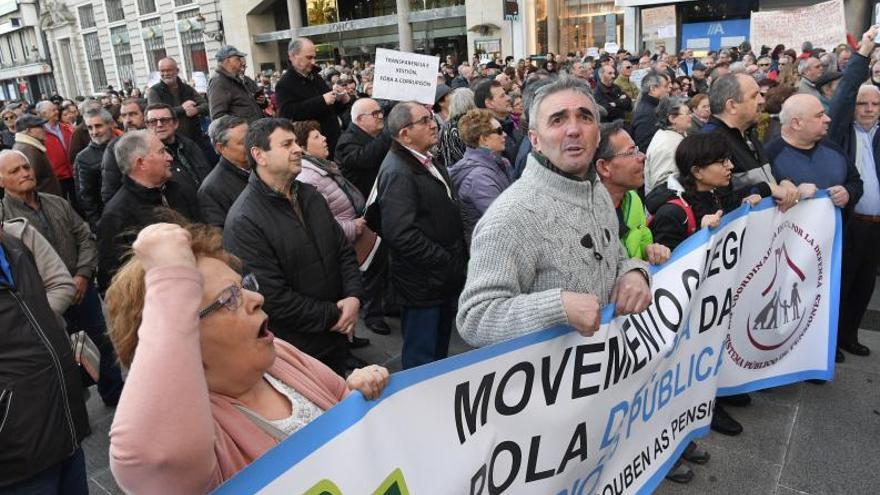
[457,76,652,347]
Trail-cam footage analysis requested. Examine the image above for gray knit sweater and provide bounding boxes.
[456,155,650,347]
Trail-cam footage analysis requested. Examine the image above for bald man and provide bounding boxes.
[767,93,861,210]
[767,94,863,366]
[826,26,880,359]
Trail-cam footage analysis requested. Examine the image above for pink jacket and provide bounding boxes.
[109,266,349,494]
[296,158,361,243]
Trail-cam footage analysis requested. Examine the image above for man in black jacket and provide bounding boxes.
[275,37,350,158]
[145,103,212,199]
[630,70,669,151]
[335,97,393,335]
[97,129,200,291]
[74,107,115,230]
[594,64,632,123]
[198,115,250,227]
[223,118,362,376]
[0,225,89,492]
[336,97,392,196]
[148,57,209,143]
[373,102,467,369]
[102,97,146,203]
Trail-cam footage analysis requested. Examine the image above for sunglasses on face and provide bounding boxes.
[485,127,505,136]
[199,273,259,319]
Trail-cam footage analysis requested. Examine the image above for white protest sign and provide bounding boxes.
[372,48,439,105]
[604,42,620,54]
[214,196,840,495]
[750,0,846,51]
[587,47,600,58]
[192,71,208,93]
[641,5,676,41]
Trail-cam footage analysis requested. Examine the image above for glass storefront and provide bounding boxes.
[559,7,623,55]
[300,0,463,25]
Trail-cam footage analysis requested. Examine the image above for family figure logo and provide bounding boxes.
[727,221,824,369]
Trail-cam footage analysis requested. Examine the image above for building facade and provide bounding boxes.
[0,0,56,101]
[43,0,224,98]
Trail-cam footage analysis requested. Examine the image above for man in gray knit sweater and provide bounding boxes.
[457,76,652,347]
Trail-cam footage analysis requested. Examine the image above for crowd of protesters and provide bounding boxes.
[1,24,879,493]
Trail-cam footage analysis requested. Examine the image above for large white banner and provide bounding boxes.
[214,196,841,495]
[750,0,847,52]
[371,48,439,105]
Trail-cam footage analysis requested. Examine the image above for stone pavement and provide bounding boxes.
[84,316,880,494]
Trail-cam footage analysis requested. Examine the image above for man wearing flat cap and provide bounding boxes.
[207,45,263,122]
[11,114,64,196]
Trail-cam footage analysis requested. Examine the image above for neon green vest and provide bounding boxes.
[620,190,653,261]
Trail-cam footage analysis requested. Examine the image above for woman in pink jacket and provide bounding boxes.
[292,120,367,244]
[104,222,389,493]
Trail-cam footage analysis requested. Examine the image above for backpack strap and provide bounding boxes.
[666,197,697,236]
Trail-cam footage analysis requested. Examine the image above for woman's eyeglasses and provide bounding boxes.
[198,273,259,319]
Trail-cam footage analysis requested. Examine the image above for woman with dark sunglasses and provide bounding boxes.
[105,222,390,493]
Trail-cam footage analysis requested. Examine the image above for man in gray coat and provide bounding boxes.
[207,46,262,122]
[457,76,652,347]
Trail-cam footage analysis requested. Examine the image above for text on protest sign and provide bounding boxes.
[750,0,846,52]
[371,48,439,105]
[213,195,840,495]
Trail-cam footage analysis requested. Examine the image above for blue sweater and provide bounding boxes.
[766,138,863,207]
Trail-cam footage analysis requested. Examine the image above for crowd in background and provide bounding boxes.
[2,25,880,494]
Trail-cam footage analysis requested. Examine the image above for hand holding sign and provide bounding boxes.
[561,291,601,336]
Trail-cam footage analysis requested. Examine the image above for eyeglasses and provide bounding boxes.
[359,110,383,119]
[611,146,644,159]
[484,127,505,136]
[145,117,175,127]
[758,63,771,67]
[404,114,434,128]
[198,273,259,319]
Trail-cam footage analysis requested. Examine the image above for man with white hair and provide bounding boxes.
[797,56,824,98]
[96,130,199,291]
[35,100,76,203]
[827,26,880,360]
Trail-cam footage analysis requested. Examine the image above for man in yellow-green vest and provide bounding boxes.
[594,121,671,265]
[595,121,712,484]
